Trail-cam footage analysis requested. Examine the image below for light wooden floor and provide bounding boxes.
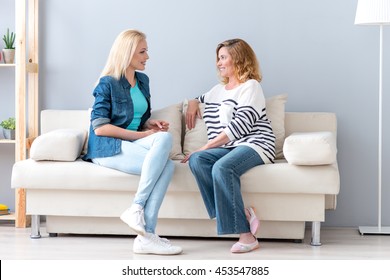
[1,221,390,260]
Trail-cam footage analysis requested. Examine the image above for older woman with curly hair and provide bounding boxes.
[183,39,275,253]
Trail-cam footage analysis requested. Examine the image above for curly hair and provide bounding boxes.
[216,39,262,84]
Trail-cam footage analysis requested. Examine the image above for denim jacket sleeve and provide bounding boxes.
[91,78,115,130]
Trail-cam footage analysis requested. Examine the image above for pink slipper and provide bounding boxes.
[246,207,259,235]
[230,239,260,253]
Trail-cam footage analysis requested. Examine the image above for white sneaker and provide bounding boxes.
[120,204,145,236]
[133,233,183,255]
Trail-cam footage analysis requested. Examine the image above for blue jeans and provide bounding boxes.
[92,132,174,234]
[189,146,264,235]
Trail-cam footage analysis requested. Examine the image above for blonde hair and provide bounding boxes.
[216,39,262,84]
[99,29,146,80]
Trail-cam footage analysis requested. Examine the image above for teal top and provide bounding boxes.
[127,80,148,131]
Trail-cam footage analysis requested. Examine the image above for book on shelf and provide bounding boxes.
[0,210,10,215]
[0,204,10,215]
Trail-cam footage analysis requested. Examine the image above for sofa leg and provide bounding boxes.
[310,221,322,246]
[30,215,41,239]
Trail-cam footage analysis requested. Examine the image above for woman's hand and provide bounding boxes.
[181,131,230,163]
[180,144,209,163]
[186,99,201,130]
[181,154,191,163]
[145,119,169,132]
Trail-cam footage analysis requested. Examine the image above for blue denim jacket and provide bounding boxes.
[83,72,151,160]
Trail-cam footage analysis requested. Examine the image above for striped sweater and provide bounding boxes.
[197,79,276,163]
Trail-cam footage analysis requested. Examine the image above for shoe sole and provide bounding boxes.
[231,243,260,253]
[133,248,183,255]
[230,240,260,253]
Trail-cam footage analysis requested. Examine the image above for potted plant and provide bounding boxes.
[2,28,15,64]
[0,117,16,140]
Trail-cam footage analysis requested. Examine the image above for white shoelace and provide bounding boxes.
[155,234,170,244]
[149,234,172,247]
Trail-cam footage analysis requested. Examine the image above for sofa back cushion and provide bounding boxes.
[150,103,184,160]
[265,94,288,159]
[284,112,337,136]
[38,106,337,164]
[41,106,185,160]
[41,109,90,156]
[182,100,208,156]
[41,110,90,133]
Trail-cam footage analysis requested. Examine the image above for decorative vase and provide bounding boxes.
[3,129,15,140]
[2,49,15,64]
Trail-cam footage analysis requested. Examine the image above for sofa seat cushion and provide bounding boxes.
[241,160,339,195]
[11,159,141,191]
[12,159,339,195]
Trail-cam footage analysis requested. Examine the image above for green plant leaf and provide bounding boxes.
[2,28,15,49]
[0,117,16,130]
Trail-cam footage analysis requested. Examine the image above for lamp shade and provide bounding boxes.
[355,0,390,25]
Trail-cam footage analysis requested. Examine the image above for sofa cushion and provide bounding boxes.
[182,94,288,159]
[283,131,337,165]
[182,100,208,155]
[151,103,184,160]
[11,159,339,195]
[266,94,288,159]
[30,129,87,161]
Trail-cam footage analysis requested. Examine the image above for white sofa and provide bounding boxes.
[11,95,340,246]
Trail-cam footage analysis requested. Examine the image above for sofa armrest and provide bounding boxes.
[283,131,337,165]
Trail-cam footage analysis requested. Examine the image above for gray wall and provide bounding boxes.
[1,0,390,228]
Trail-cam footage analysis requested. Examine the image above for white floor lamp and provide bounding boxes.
[355,0,390,235]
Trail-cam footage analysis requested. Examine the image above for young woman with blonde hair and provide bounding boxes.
[84,29,182,255]
[183,39,275,253]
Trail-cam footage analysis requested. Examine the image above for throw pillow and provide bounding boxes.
[182,99,208,155]
[30,129,87,161]
[150,103,184,160]
[283,131,337,165]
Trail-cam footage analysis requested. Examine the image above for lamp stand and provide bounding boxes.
[359,25,390,235]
